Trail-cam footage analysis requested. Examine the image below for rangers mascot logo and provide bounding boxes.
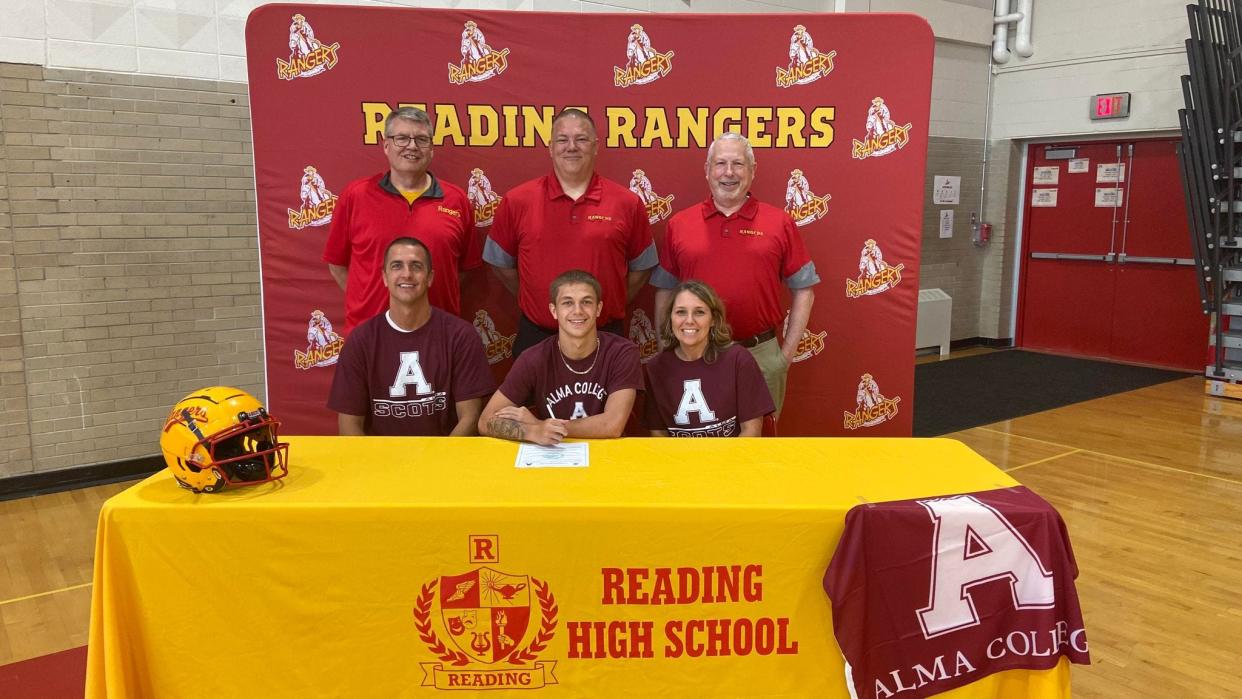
[851,97,914,159]
[294,310,344,369]
[468,169,502,228]
[614,24,674,88]
[288,166,338,229]
[629,309,660,363]
[474,310,515,365]
[844,372,901,429]
[846,239,905,298]
[782,310,826,363]
[450,21,510,85]
[414,540,558,690]
[783,169,831,227]
[777,25,836,88]
[629,170,675,224]
[276,14,340,80]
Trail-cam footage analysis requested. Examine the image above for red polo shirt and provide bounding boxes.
[323,172,480,332]
[485,172,654,329]
[658,196,816,340]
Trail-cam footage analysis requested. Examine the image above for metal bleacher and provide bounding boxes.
[1179,0,1242,395]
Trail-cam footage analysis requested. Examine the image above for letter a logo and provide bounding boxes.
[389,351,433,397]
[569,401,588,419]
[673,379,717,425]
[916,495,1056,638]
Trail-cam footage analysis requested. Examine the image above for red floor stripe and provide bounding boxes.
[0,646,87,699]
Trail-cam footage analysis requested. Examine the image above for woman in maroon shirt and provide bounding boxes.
[643,281,774,437]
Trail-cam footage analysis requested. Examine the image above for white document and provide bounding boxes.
[1031,189,1058,207]
[939,209,954,238]
[1068,158,1089,174]
[1094,188,1123,208]
[932,175,960,205]
[1096,163,1125,183]
[1032,166,1059,185]
[515,442,590,468]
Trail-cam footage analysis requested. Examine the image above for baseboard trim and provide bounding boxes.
[950,336,1015,350]
[0,456,163,502]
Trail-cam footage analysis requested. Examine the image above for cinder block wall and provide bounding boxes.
[0,63,262,479]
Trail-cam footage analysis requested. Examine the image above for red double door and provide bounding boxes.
[1017,138,1208,370]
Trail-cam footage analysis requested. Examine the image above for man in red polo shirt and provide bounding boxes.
[324,107,480,332]
[651,133,819,417]
[483,108,656,358]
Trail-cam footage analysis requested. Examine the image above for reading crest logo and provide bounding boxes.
[415,536,559,690]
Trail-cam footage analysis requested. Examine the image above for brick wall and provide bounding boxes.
[920,136,986,341]
[0,62,262,478]
[0,70,34,477]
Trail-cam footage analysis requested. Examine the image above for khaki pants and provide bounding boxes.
[747,337,789,419]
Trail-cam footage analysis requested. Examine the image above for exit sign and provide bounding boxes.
[1090,92,1131,120]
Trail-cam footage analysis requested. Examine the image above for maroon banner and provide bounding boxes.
[246,6,933,435]
[823,487,1090,698]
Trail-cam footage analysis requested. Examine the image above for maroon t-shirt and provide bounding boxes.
[642,344,774,436]
[498,332,642,420]
[328,308,495,436]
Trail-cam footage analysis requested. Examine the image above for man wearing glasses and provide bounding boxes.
[483,108,657,358]
[324,107,480,333]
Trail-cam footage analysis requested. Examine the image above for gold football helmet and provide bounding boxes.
[159,387,289,493]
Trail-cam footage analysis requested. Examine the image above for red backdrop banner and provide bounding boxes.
[246,5,932,436]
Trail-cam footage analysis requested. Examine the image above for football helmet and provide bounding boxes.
[159,387,289,493]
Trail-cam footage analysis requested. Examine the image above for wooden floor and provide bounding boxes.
[2,358,1241,697]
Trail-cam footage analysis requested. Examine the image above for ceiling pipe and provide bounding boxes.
[1013,0,1034,58]
[993,0,1015,64]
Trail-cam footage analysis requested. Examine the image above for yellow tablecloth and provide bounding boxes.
[86,437,1070,698]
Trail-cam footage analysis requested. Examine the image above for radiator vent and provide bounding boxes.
[917,289,952,356]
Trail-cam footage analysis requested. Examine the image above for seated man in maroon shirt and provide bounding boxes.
[478,270,641,445]
[328,237,495,436]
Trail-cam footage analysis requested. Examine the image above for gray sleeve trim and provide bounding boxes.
[783,261,821,288]
[628,242,659,271]
[648,266,680,289]
[482,237,516,268]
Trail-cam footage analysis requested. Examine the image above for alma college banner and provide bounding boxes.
[246,6,932,435]
[824,487,1090,698]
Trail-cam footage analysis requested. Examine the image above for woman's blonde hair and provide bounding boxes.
[659,280,733,363]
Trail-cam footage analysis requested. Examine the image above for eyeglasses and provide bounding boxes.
[387,134,433,149]
[553,136,595,148]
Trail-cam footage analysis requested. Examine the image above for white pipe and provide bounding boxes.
[994,12,1022,23]
[1014,0,1034,57]
[993,0,1012,64]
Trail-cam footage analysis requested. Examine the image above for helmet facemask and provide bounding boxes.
[200,410,289,487]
